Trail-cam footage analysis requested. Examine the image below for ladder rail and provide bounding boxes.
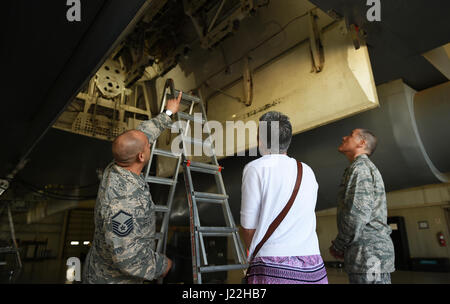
[178,89,248,284]
[178,103,204,283]
[198,232,208,266]
[3,203,23,284]
[196,89,241,252]
[145,82,248,284]
[156,155,182,254]
[182,162,202,284]
[144,79,186,284]
[197,88,220,167]
[197,89,247,263]
[144,85,169,179]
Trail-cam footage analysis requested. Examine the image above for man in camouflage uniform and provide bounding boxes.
[83,92,182,283]
[329,129,395,284]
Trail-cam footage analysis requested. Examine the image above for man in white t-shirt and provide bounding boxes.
[240,111,328,284]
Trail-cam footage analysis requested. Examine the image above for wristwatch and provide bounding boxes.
[165,109,173,117]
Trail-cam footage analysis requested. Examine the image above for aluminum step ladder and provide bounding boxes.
[142,79,209,280]
[143,80,183,261]
[173,87,248,284]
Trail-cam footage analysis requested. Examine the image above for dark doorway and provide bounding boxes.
[388,216,411,271]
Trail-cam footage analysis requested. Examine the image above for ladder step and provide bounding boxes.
[194,197,224,204]
[180,135,211,148]
[194,192,228,202]
[199,264,249,273]
[154,205,170,213]
[153,148,180,158]
[186,161,222,174]
[0,247,18,254]
[173,89,201,104]
[146,176,176,186]
[198,227,238,236]
[177,112,205,124]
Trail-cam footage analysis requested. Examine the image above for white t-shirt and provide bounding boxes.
[240,154,321,259]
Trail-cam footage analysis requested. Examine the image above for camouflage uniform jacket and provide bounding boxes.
[332,154,395,274]
[83,113,172,283]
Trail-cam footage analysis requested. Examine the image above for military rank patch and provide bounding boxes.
[112,210,133,237]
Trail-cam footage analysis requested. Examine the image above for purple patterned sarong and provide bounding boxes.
[246,255,328,284]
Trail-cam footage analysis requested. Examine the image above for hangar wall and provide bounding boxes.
[0,211,64,260]
[316,183,450,262]
[0,208,93,262]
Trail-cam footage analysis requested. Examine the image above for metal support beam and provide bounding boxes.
[242,56,253,106]
[184,0,257,49]
[58,210,71,260]
[7,204,22,269]
[308,10,325,72]
[208,0,227,33]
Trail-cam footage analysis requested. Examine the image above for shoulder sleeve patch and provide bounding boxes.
[111,210,134,237]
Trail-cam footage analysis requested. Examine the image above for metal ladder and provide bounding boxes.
[143,79,183,260]
[173,86,248,284]
[144,79,248,284]
[142,79,211,274]
[0,203,23,283]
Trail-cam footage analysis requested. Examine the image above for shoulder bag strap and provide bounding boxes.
[250,161,303,261]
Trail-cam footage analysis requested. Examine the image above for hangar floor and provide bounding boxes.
[325,267,450,284]
[7,260,450,284]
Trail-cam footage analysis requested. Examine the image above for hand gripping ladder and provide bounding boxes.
[172,86,248,284]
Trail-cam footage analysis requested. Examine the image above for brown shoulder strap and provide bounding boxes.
[250,161,303,261]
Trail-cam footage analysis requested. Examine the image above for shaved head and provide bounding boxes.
[112,130,149,166]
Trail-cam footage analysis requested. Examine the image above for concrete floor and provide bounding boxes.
[325,267,450,284]
[4,259,450,284]
[6,259,67,284]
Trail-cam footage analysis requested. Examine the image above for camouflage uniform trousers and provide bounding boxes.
[348,273,392,284]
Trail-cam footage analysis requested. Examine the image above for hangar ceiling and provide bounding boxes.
[1,0,150,179]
